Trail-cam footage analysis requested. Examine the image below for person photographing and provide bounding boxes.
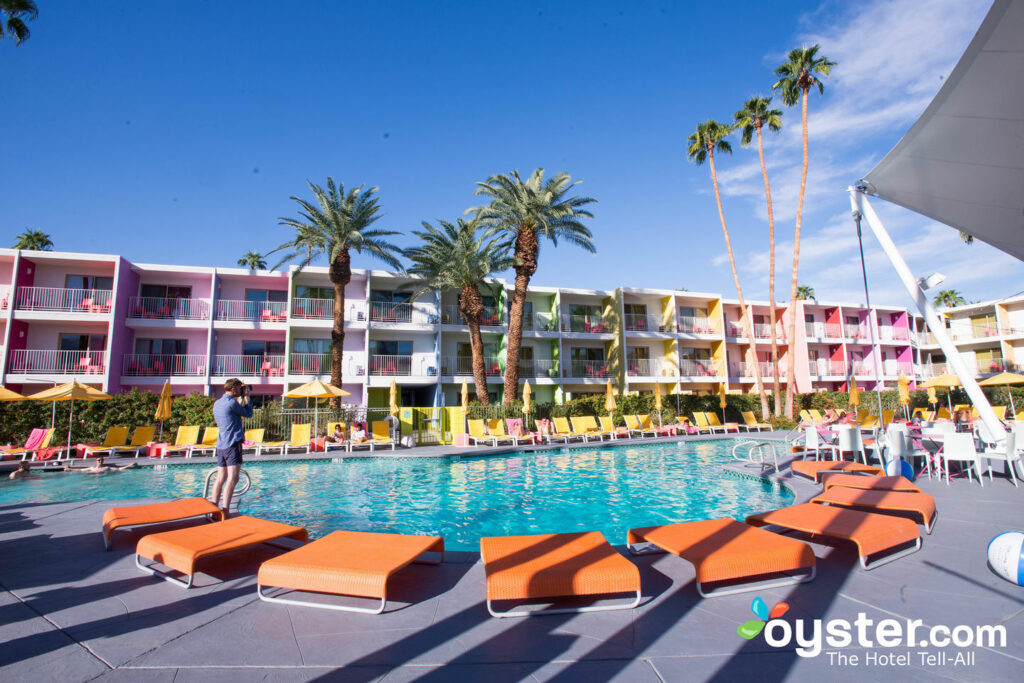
[211,378,253,516]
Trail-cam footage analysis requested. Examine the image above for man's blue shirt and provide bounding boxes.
[213,394,254,448]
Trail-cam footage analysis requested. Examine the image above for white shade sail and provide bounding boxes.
[862,0,1024,261]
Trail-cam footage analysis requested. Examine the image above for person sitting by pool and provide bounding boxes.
[350,423,368,444]
[63,457,139,474]
[8,461,34,480]
[326,424,345,444]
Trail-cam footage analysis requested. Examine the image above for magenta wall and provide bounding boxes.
[107,259,139,393]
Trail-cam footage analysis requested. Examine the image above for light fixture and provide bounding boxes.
[916,272,946,291]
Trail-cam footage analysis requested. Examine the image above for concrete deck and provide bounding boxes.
[1,445,1022,681]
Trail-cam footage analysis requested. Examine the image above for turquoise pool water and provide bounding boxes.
[0,440,792,549]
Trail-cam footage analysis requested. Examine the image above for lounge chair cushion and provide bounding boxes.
[821,474,920,493]
[790,460,885,481]
[103,497,223,547]
[811,487,936,529]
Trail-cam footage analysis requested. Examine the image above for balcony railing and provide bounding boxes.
[15,287,112,313]
[803,322,844,339]
[522,312,557,332]
[850,362,875,376]
[287,353,367,376]
[677,316,715,334]
[517,358,557,378]
[440,305,503,327]
[752,323,785,340]
[726,321,747,337]
[877,326,911,341]
[211,354,287,377]
[215,300,288,323]
[881,361,915,376]
[121,353,207,377]
[729,361,775,377]
[844,325,868,340]
[128,296,210,321]
[561,315,611,334]
[626,359,671,377]
[8,349,105,375]
[292,298,335,320]
[679,359,721,377]
[368,354,414,376]
[440,356,502,377]
[0,284,10,310]
[370,301,436,325]
[624,313,671,333]
[807,360,847,377]
[567,360,610,378]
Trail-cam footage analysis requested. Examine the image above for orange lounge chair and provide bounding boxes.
[257,530,444,614]
[821,474,921,493]
[626,518,815,597]
[102,497,223,550]
[790,460,885,482]
[811,487,938,534]
[480,531,641,617]
[746,503,921,570]
[136,515,308,588]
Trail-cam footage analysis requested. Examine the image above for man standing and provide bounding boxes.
[211,378,253,515]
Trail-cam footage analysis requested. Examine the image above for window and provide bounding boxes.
[246,289,288,303]
[134,339,188,355]
[679,347,710,360]
[457,342,498,358]
[292,338,331,354]
[65,275,113,291]
[626,347,650,362]
[805,313,815,323]
[370,290,411,304]
[570,347,604,362]
[295,285,333,300]
[845,316,859,326]
[59,334,106,351]
[140,284,192,299]
[369,340,412,356]
[242,340,285,356]
[624,303,646,316]
[678,306,708,319]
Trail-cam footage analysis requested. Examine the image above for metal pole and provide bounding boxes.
[852,210,886,424]
[849,188,1005,441]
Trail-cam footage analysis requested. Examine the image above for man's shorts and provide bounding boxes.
[216,441,244,467]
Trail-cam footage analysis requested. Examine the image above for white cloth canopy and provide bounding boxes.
[862,0,1024,261]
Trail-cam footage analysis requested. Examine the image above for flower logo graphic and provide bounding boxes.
[736,596,789,639]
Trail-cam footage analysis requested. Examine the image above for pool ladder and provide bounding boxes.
[202,468,252,515]
[731,440,781,472]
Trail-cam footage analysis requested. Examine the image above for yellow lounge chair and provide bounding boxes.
[189,427,219,457]
[262,423,312,455]
[370,421,396,451]
[116,426,156,457]
[799,410,814,424]
[581,415,616,440]
[639,415,666,436]
[624,415,658,438]
[600,416,628,437]
[937,407,952,420]
[705,412,740,433]
[692,413,714,434]
[242,428,265,457]
[490,419,530,446]
[856,409,870,424]
[808,409,825,423]
[3,428,56,461]
[468,419,497,447]
[741,411,772,432]
[84,426,130,458]
[859,415,880,429]
[991,406,1007,421]
[570,416,604,442]
[163,426,201,458]
[881,409,894,426]
[324,421,348,452]
[550,416,587,442]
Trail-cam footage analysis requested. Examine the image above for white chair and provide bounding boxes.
[836,426,868,465]
[974,422,1021,487]
[883,424,908,470]
[938,433,984,486]
[799,425,834,460]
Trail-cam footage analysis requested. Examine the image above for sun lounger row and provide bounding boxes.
[691,411,773,433]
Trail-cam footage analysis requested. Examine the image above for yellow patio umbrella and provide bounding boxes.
[522,381,532,414]
[654,382,663,426]
[848,377,860,408]
[28,380,112,455]
[0,386,25,401]
[978,371,1024,414]
[718,382,728,423]
[389,380,400,416]
[897,373,911,420]
[460,381,469,415]
[154,381,173,440]
[927,387,938,406]
[922,374,960,410]
[284,378,351,435]
[605,380,616,427]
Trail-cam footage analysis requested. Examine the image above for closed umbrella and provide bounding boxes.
[605,380,616,428]
[927,387,938,408]
[897,373,911,420]
[848,377,860,409]
[978,371,1024,415]
[522,381,532,432]
[28,380,112,457]
[922,374,960,411]
[654,382,663,426]
[154,381,173,440]
[389,380,400,416]
[718,382,727,424]
[284,378,351,436]
[460,381,469,415]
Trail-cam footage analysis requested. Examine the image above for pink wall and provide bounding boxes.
[135,271,213,299]
[29,261,114,289]
[0,258,15,286]
[213,330,287,355]
[218,274,288,301]
[130,328,210,353]
[108,259,138,393]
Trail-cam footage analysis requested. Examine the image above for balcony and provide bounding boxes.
[440,305,503,328]
[15,287,112,314]
[844,325,869,341]
[122,354,207,377]
[440,355,502,377]
[560,315,611,334]
[567,360,610,379]
[288,353,367,376]
[368,354,414,376]
[211,354,287,377]
[292,298,334,321]
[877,326,911,342]
[8,349,105,375]
[728,361,775,378]
[369,301,436,326]
[807,360,847,377]
[522,313,557,332]
[624,314,671,333]
[518,358,557,378]
[752,323,785,341]
[626,358,672,377]
[215,300,288,323]
[679,359,722,377]
[128,296,211,321]
[881,361,915,377]
[850,362,876,376]
[677,316,715,335]
[726,321,746,337]
[0,284,10,310]
[804,322,844,339]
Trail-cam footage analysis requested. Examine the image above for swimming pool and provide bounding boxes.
[1,440,792,549]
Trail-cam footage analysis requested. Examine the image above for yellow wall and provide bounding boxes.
[663,338,678,376]
[660,296,675,331]
[708,298,723,335]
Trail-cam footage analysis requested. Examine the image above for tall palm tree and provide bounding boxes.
[13,228,52,251]
[795,285,815,300]
[959,232,974,245]
[772,44,836,419]
[271,178,403,394]
[404,219,515,404]
[1,0,36,45]
[933,289,966,308]
[687,120,769,419]
[237,251,267,270]
[735,96,783,415]
[472,169,596,405]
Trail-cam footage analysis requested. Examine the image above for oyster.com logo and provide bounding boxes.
[736,596,789,640]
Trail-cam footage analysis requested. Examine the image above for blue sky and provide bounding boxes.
[3,0,1021,307]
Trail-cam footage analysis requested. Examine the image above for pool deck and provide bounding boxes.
[1,436,1022,681]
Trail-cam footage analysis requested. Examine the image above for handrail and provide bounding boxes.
[203,468,251,514]
[730,440,780,472]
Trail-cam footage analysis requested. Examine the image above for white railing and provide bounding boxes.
[624,313,668,332]
[678,316,715,334]
[289,353,331,375]
[728,361,775,377]
[440,304,503,327]
[679,359,721,377]
[215,300,288,322]
[850,362,875,376]
[128,296,210,320]
[561,314,611,333]
[844,325,868,340]
[210,355,287,377]
[517,358,557,378]
[808,360,847,377]
[368,354,414,376]
[522,312,557,332]
[440,356,502,376]
[626,358,670,377]
[15,287,113,313]
[121,354,207,376]
[726,321,747,337]
[8,349,106,375]
[753,323,785,340]
[291,298,334,320]
[0,284,10,310]
[568,360,610,378]
[369,301,436,325]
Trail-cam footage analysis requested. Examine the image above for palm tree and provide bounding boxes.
[404,219,515,404]
[687,120,769,419]
[959,232,974,245]
[772,44,836,419]
[271,178,403,394]
[795,285,815,301]
[13,228,52,251]
[1,0,36,45]
[237,251,267,270]
[735,96,783,415]
[933,289,966,308]
[471,169,596,405]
